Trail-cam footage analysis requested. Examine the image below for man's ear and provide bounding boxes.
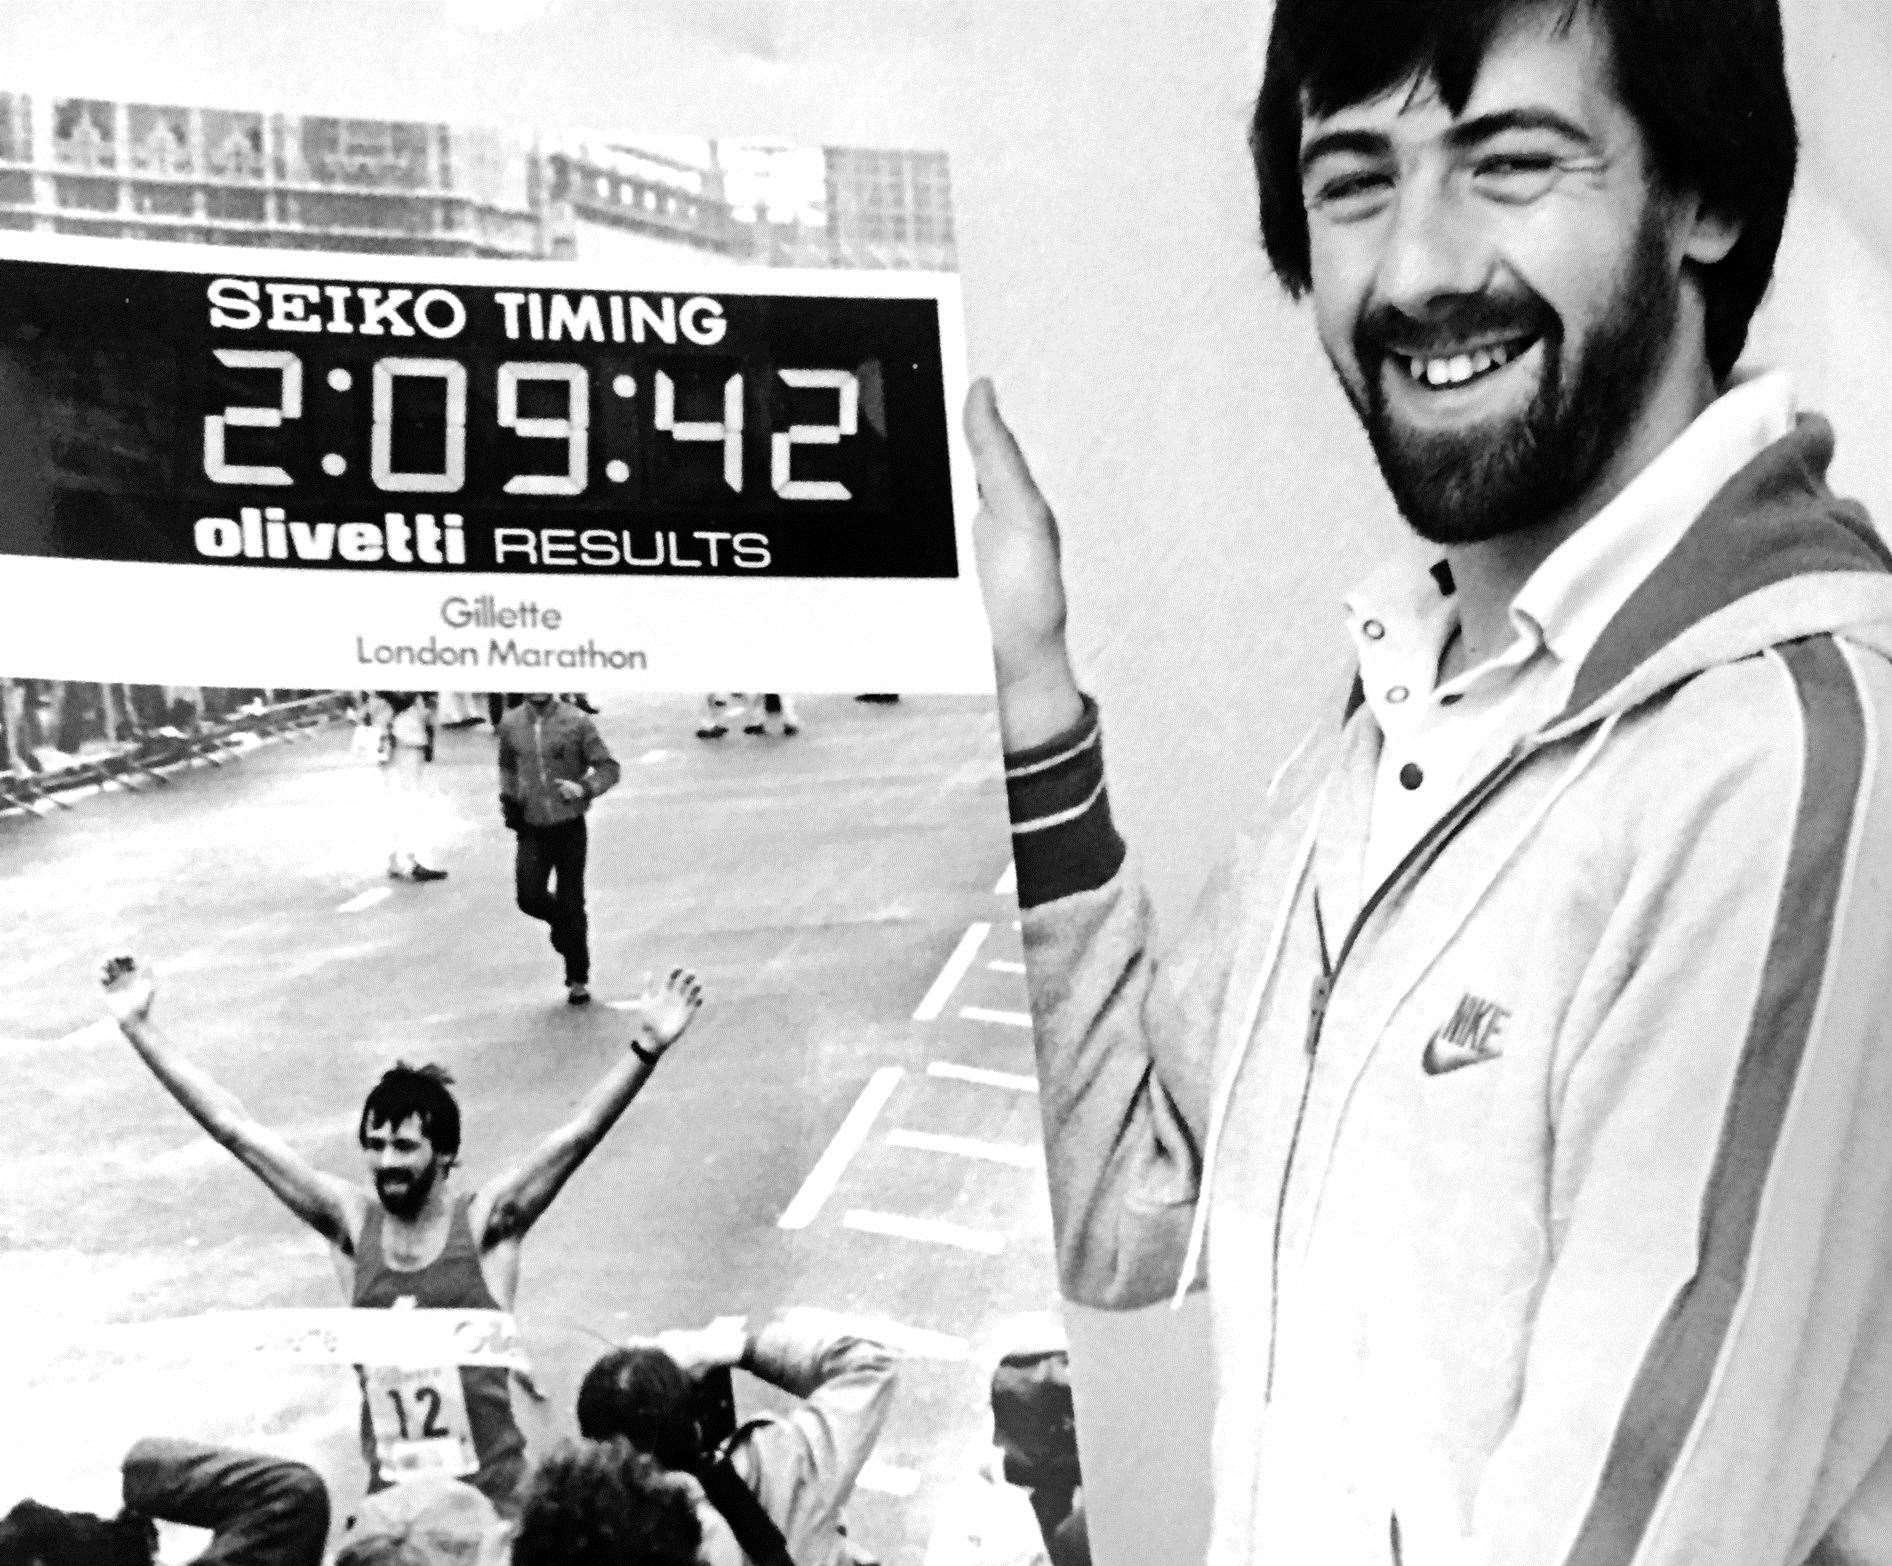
[1680,198,1742,267]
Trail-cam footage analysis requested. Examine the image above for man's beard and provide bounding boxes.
[1348,207,1680,546]
[375,1159,442,1220]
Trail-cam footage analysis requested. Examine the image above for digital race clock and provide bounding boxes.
[0,250,958,578]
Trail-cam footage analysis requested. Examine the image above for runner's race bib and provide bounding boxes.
[363,1364,479,1481]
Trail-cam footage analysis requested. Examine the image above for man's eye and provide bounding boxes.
[1472,154,1561,198]
[1309,171,1392,211]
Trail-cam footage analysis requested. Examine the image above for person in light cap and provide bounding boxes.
[337,1474,511,1566]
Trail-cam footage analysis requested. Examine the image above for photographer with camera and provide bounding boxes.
[572,1310,897,1566]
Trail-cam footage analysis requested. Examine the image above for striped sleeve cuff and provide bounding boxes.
[1004,695,1126,908]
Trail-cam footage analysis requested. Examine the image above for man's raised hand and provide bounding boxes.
[964,379,1085,751]
[629,967,705,1055]
[101,954,157,1025]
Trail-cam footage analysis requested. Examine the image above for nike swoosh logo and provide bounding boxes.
[1421,1036,1502,1076]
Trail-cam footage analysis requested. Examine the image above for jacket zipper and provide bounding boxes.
[1264,897,1332,1393]
[1261,741,1532,1402]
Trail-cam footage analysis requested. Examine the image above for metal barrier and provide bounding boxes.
[0,690,352,818]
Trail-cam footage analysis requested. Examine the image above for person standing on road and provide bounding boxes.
[374,693,447,884]
[497,693,621,1006]
[100,953,703,1516]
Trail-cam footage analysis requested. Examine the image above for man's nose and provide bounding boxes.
[1373,171,1490,317]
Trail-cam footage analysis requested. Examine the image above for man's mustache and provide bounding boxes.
[1355,292,1558,361]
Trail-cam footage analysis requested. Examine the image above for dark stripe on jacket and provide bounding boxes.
[1564,419,1887,718]
[1564,634,1868,1566]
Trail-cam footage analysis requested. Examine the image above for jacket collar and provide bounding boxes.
[1555,411,1892,725]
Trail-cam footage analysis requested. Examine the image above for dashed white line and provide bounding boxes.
[887,1128,1042,1169]
[842,1209,1006,1254]
[859,1458,923,1497]
[960,1006,1034,1029]
[777,1066,904,1231]
[928,1062,1039,1094]
[987,959,1027,975]
[42,1018,120,1052]
[913,922,990,1022]
[993,861,1016,896]
[336,887,393,914]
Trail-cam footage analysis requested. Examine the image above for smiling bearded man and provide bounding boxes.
[1346,191,1678,547]
[962,0,1892,1562]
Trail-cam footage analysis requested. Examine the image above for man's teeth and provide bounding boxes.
[1403,340,1525,387]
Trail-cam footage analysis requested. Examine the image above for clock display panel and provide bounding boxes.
[0,255,959,578]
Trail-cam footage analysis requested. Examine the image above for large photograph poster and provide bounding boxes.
[0,92,1068,1566]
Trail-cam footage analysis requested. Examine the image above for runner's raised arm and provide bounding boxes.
[476,966,704,1245]
[102,954,365,1250]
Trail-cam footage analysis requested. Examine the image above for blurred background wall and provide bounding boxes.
[4,3,1886,1559]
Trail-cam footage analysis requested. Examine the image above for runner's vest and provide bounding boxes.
[352,1195,527,1506]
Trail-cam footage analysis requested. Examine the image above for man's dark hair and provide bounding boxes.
[576,1345,701,1470]
[512,1440,702,1566]
[0,1501,156,1566]
[358,1062,461,1159]
[1251,0,1797,380]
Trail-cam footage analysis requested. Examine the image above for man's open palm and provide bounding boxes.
[964,380,1084,749]
[101,954,157,1023]
[635,967,704,1051]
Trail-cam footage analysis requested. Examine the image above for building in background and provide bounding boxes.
[0,92,543,258]
[823,146,956,271]
[540,135,742,266]
[0,91,956,271]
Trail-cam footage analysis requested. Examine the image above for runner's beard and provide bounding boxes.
[1350,205,1680,547]
[376,1158,442,1220]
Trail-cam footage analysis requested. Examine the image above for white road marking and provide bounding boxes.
[336,887,393,914]
[859,1458,923,1497]
[842,1209,1006,1255]
[960,1006,1034,1029]
[987,959,1027,975]
[928,1062,1038,1094]
[637,748,673,765]
[777,1066,904,1231]
[913,922,990,1021]
[12,1017,125,1056]
[887,1128,1042,1168]
[993,861,1016,895]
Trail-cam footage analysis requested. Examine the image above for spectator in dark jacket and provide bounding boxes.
[496,693,620,1005]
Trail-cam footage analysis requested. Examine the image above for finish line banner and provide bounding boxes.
[0,235,986,691]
